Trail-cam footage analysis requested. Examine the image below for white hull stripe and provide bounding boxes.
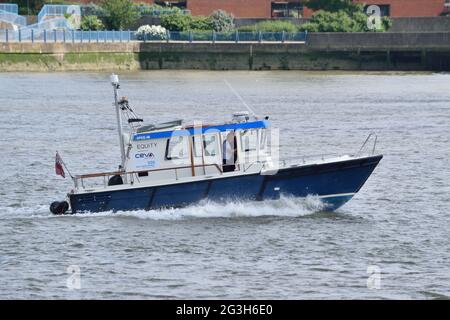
[318,193,355,199]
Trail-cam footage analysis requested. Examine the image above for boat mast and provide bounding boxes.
[110,74,127,171]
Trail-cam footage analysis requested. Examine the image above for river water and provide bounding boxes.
[0,71,449,299]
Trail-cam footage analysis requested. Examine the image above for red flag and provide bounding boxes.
[55,152,65,178]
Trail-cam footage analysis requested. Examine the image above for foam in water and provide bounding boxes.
[0,195,327,220]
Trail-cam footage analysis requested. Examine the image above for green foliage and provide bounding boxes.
[14,0,45,15]
[381,17,393,30]
[301,0,391,32]
[81,2,105,17]
[189,16,213,31]
[161,13,213,31]
[14,0,77,15]
[160,9,235,32]
[101,0,140,30]
[239,20,297,33]
[299,9,391,32]
[80,15,104,31]
[160,13,192,31]
[137,3,181,16]
[303,0,360,13]
[209,10,235,32]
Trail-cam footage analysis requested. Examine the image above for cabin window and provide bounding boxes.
[192,135,218,157]
[240,129,258,152]
[165,136,188,160]
[203,135,218,157]
[260,129,267,150]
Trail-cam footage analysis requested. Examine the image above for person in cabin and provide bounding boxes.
[222,131,237,172]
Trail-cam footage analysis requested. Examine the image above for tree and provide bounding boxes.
[14,0,45,15]
[80,15,104,31]
[101,0,140,30]
[299,9,391,32]
[303,0,360,13]
[189,16,213,31]
[160,13,192,31]
[209,10,235,32]
[301,0,391,32]
[81,2,105,17]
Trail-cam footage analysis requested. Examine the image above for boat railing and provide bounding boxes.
[280,153,343,167]
[73,163,223,190]
[279,133,379,167]
[356,133,378,156]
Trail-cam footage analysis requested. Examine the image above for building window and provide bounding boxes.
[365,4,391,17]
[271,1,303,18]
[154,1,187,10]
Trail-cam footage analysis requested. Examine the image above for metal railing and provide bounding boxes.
[74,163,223,190]
[279,133,379,168]
[0,29,308,43]
[356,133,378,156]
[0,3,18,14]
[38,4,78,23]
[0,9,26,27]
[280,153,350,168]
[136,6,191,16]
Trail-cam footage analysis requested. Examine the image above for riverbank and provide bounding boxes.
[2,32,450,71]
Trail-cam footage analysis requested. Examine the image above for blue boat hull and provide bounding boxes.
[69,155,382,213]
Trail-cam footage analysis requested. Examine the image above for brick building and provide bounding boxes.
[75,0,450,18]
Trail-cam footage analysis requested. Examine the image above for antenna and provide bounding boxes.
[223,79,258,119]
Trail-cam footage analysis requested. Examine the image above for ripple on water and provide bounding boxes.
[0,71,449,299]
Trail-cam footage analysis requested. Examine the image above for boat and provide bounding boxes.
[49,74,383,215]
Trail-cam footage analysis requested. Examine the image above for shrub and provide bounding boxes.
[239,20,297,33]
[303,0,360,13]
[81,2,105,17]
[161,13,213,31]
[137,3,181,16]
[135,25,167,40]
[80,15,104,31]
[299,9,391,32]
[160,13,192,31]
[209,10,235,32]
[101,0,140,30]
[189,16,213,31]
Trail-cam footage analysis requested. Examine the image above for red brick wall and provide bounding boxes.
[188,0,271,18]
[354,0,445,17]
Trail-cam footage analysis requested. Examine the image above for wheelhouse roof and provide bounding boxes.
[133,120,270,141]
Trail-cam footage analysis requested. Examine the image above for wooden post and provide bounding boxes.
[200,135,206,175]
[188,136,195,177]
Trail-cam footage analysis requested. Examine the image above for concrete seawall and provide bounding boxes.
[2,32,450,71]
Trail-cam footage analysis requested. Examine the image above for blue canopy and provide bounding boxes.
[133,120,270,141]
